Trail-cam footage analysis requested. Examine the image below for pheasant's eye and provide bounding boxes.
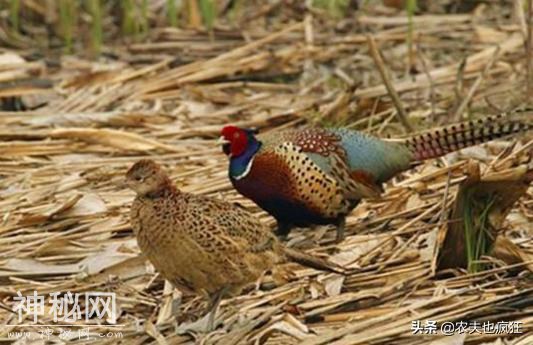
[222,143,231,155]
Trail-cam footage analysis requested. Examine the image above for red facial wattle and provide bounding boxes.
[221,126,248,157]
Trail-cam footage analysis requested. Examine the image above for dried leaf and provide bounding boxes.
[0,52,26,65]
[48,128,180,152]
[156,281,182,325]
[145,319,169,345]
[474,26,508,44]
[62,193,107,217]
[319,274,345,297]
[79,241,138,275]
[492,236,533,272]
[18,193,83,225]
[2,258,79,276]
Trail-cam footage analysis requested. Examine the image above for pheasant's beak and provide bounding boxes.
[121,178,131,190]
[216,136,230,145]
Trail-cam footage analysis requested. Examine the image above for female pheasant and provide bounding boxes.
[126,159,339,332]
[219,111,531,241]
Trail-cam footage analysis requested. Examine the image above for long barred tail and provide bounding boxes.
[405,110,531,161]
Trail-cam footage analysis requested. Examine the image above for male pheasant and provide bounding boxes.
[126,159,339,332]
[219,110,531,241]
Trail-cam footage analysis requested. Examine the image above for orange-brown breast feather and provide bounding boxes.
[237,141,350,220]
[234,151,301,205]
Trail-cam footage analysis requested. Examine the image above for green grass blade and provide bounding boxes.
[87,0,103,55]
[59,0,76,53]
[465,192,496,273]
[122,0,135,35]
[312,0,349,18]
[9,0,20,33]
[167,0,178,27]
[199,0,216,31]
[140,0,149,35]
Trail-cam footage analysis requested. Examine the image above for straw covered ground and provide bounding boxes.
[0,1,532,344]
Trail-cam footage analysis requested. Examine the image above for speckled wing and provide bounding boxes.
[180,196,279,280]
[184,194,280,253]
[262,128,382,202]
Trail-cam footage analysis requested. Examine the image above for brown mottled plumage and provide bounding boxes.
[126,159,339,331]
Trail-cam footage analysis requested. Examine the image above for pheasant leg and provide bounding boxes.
[275,221,293,240]
[206,286,228,332]
[335,217,346,242]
